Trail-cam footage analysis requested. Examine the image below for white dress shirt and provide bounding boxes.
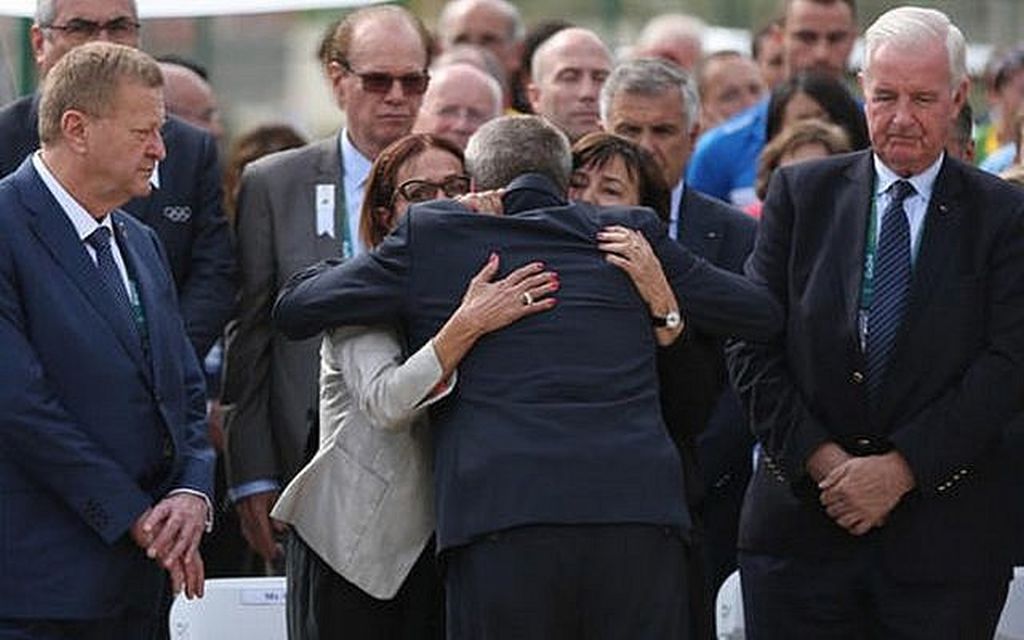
[872,152,943,264]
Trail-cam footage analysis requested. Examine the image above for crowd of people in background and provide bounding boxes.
[3,0,1024,639]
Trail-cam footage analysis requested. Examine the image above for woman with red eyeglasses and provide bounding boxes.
[272,133,557,639]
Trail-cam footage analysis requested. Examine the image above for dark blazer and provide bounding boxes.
[220,137,347,493]
[727,150,1024,582]
[660,187,756,506]
[273,173,782,551]
[0,94,236,357]
[0,159,215,618]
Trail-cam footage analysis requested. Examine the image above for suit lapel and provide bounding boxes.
[905,158,962,323]
[880,159,964,416]
[677,188,722,262]
[306,137,346,260]
[18,162,152,383]
[835,153,876,341]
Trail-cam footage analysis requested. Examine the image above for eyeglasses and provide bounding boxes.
[43,17,140,41]
[337,60,429,95]
[394,175,471,203]
[433,104,493,127]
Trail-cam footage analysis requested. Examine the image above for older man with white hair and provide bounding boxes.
[414,62,502,149]
[727,7,1024,638]
[632,13,706,71]
[437,0,522,109]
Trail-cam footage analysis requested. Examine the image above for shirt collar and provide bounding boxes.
[873,152,943,202]
[32,151,113,241]
[340,128,373,186]
[670,179,685,226]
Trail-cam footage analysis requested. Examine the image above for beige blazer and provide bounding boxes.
[271,325,447,599]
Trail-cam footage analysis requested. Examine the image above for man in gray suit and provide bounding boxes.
[220,4,431,568]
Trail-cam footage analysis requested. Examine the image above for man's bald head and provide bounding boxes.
[528,28,612,141]
[633,13,706,71]
[159,61,223,140]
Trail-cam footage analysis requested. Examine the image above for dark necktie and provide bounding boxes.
[866,179,915,403]
[85,226,139,340]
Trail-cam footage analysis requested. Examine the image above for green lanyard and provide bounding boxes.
[860,192,880,310]
[334,134,353,259]
[126,276,150,359]
[858,185,880,352]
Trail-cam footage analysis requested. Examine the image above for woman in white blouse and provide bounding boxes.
[272,134,558,639]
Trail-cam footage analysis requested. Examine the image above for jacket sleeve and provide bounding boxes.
[273,215,412,340]
[888,201,1024,492]
[176,127,237,358]
[221,165,283,489]
[724,169,834,482]
[637,210,783,343]
[323,326,449,434]
[0,230,152,544]
[149,227,215,499]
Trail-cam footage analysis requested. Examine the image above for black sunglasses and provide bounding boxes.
[338,60,429,96]
[43,17,140,40]
[394,175,472,204]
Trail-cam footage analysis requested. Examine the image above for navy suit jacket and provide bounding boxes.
[0,94,236,357]
[273,174,781,550]
[727,150,1024,582]
[0,159,215,618]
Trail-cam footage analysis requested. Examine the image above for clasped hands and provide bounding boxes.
[131,493,209,599]
[807,442,916,536]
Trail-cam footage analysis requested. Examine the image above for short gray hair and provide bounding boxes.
[864,6,967,89]
[636,13,706,50]
[36,0,139,26]
[439,0,525,43]
[465,115,572,191]
[600,58,700,129]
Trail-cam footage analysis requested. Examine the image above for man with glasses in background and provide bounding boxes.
[218,6,432,635]
[0,0,236,367]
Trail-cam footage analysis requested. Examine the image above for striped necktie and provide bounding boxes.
[866,179,915,404]
[85,226,140,341]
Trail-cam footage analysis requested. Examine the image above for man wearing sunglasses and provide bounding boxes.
[0,0,236,365]
[219,6,432,628]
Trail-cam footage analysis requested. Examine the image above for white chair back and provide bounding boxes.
[715,569,746,640]
[996,567,1024,640]
[169,577,287,640]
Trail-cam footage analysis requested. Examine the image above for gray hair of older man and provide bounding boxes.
[599,58,701,131]
[863,6,967,89]
[439,0,525,43]
[36,0,139,25]
[465,115,572,192]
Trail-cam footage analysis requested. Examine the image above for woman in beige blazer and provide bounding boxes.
[272,134,558,639]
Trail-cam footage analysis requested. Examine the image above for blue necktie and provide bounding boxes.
[85,226,140,340]
[866,179,915,404]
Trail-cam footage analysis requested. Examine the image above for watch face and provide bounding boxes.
[665,311,682,329]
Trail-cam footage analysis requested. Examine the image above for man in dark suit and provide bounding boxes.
[601,57,757,636]
[0,0,235,359]
[220,7,434,586]
[727,8,1024,638]
[0,42,214,639]
[273,115,782,639]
